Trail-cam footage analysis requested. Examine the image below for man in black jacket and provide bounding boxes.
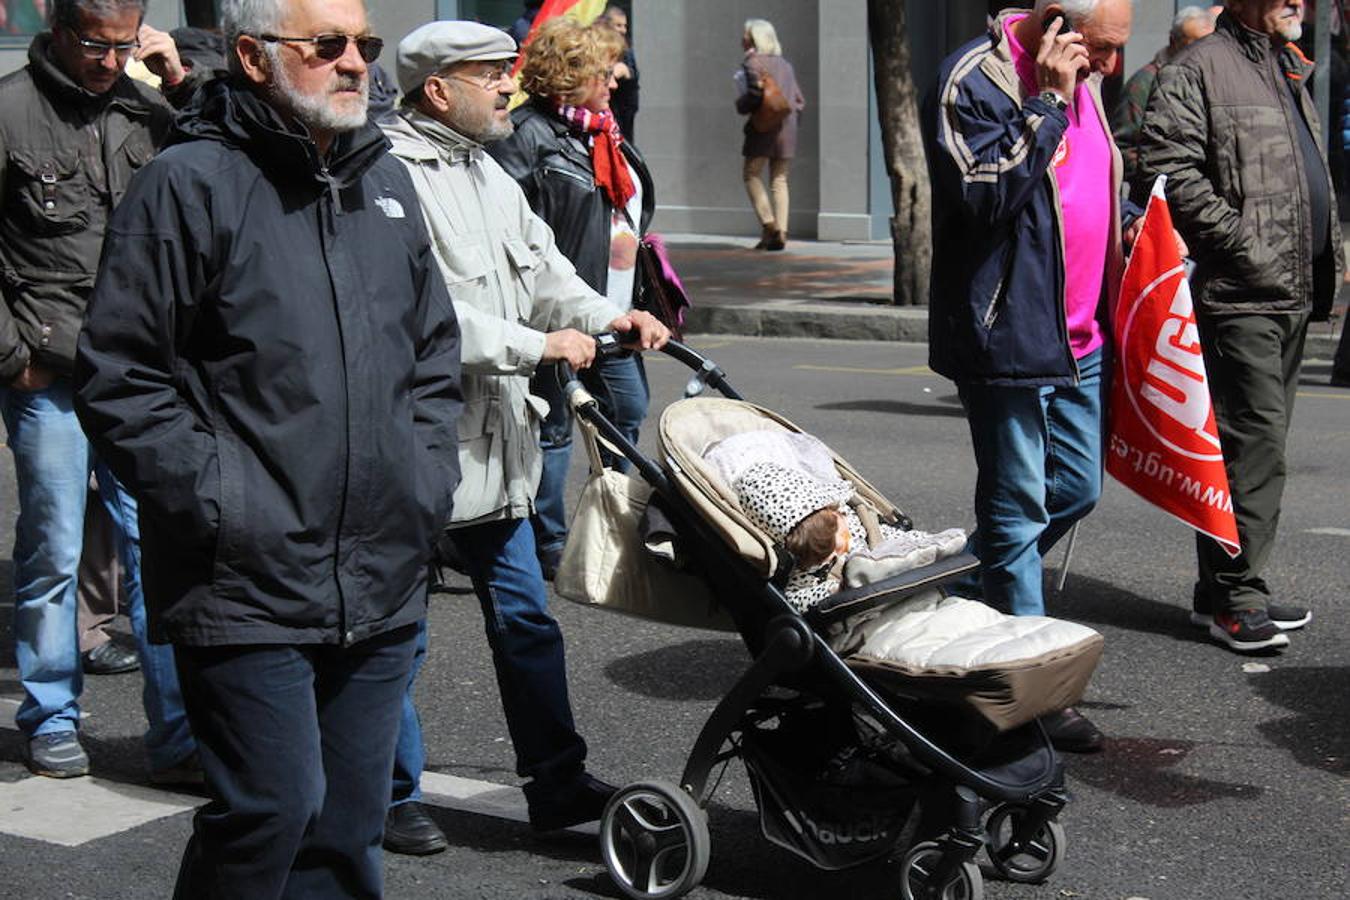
[73,0,461,895]
[0,0,197,781]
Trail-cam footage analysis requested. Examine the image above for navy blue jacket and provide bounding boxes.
[923,11,1127,387]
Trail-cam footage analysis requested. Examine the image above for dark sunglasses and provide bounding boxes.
[259,32,384,63]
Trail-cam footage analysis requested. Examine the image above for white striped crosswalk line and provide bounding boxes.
[0,776,202,846]
[0,706,590,846]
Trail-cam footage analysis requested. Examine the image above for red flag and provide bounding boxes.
[1107,177,1240,557]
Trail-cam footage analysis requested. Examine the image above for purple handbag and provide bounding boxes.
[634,232,691,341]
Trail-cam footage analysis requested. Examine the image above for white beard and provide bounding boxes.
[266,45,369,135]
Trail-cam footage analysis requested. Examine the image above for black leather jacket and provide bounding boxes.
[487,101,655,294]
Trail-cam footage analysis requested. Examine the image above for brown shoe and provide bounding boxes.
[753,224,777,250]
[765,230,787,252]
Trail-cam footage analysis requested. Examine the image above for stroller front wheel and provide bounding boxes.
[983,803,1066,884]
[600,780,711,899]
[898,841,984,900]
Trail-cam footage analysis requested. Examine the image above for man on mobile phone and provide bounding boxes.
[922,0,1133,754]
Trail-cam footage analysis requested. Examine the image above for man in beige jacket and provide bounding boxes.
[378,20,668,853]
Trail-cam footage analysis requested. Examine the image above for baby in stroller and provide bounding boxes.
[703,429,966,612]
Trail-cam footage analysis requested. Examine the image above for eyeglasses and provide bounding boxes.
[259,33,384,63]
[76,36,140,59]
[445,62,515,90]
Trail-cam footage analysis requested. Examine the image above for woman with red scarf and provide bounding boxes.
[488,17,655,579]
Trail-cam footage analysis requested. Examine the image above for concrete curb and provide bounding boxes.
[686,300,1346,359]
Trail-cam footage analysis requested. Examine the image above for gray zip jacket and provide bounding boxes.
[383,109,620,525]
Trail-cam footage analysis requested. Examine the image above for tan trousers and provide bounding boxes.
[77,480,122,654]
[742,156,791,233]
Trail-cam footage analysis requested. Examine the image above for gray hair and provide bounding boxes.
[48,0,146,31]
[744,18,781,56]
[220,0,286,74]
[1032,0,1137,26]
[1172,5,1215,41]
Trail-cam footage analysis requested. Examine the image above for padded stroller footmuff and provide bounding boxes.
[843,593,1103,733]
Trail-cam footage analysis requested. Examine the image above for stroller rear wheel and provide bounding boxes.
[983,804,1066,884]
[898,841,984,900]
[600,780,711,899]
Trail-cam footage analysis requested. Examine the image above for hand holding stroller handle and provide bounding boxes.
[594,331,625,358]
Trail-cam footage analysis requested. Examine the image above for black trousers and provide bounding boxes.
[1194,311,1308,612]
[172,624,419,900]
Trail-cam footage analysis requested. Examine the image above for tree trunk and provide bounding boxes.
[868,0,931,306]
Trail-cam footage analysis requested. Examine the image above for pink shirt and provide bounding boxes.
[1006,15,1109,359]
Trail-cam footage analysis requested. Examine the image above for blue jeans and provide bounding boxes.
[173,625,418,900]
[451,518,587,785]
[390,617,428,806]
[531,352,649,556]
[2,381,194,769]
[956,349,1105,617]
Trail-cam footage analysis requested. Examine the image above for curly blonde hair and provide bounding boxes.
[519,17,624,104]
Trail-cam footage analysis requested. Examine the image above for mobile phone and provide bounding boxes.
[1042,11,1077,33]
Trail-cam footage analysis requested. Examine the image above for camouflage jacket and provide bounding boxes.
[1138,12,1344,319]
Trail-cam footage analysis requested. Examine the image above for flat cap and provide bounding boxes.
[397,21,518,96]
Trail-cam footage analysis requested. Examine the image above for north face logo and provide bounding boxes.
[375,196,405,219]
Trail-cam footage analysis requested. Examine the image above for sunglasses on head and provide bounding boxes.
[259,32,384,63]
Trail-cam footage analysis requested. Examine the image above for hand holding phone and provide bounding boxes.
[1036,13,1089,101]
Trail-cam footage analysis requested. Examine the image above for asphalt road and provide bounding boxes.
[1,336,1347,900]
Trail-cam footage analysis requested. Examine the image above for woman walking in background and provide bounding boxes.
[489,17,656,578]
[735,17,805,251]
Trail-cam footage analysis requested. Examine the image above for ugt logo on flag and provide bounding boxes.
[1108,177,1240,558]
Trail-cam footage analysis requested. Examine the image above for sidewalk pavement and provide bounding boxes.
[664,233,1348,361]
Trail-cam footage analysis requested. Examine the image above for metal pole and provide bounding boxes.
[1055,521,1079,594]
[1317,0,1333,149]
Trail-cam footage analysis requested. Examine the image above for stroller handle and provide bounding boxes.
[550,334,742,489]
[551,334,744,406]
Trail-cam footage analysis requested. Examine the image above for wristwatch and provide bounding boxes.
[1039,90,1069,112]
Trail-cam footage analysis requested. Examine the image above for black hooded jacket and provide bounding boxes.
[74,77,463,647]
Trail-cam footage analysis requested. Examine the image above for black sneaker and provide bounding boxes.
[26,732,90,778]
[1209,609,1290,652]
[526,773,616,832]
[1039,707,1105,754]
[1191,603,1311,632]
[82,640,140,675]
[383,801,448,855]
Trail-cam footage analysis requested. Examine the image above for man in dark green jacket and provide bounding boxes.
[1138,0,1343,654]
[0,0,196,781]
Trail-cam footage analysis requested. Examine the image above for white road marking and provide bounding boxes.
[420,771,529,824]
[0,758,591,847]
[1305,527,1350,537]
[0,777,201,846]
[419,771,599,835]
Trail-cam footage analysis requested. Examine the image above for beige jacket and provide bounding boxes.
[383,110,619,525]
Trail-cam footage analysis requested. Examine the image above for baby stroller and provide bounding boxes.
[552,340,1104,900]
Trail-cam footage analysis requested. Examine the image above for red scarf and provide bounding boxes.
[553,102,635,209]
